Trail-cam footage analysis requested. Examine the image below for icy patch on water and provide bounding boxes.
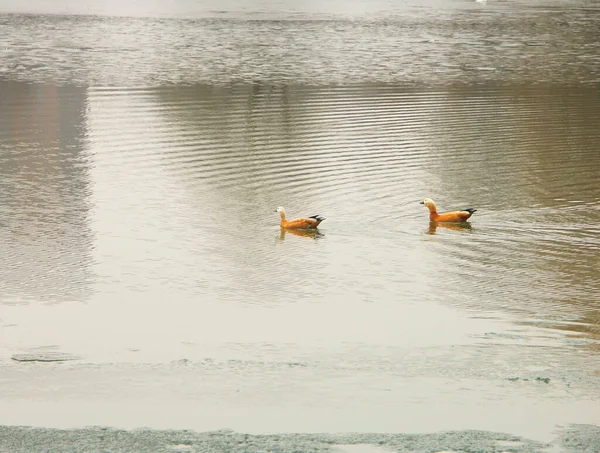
[11,346,80,362]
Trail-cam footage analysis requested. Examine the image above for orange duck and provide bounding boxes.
[420,198,476,223]
[275,207,325,229]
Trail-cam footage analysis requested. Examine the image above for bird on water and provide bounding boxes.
[275,207,325,229]
[420,198,477,223]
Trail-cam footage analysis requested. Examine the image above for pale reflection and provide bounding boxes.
[426,221,473,235]
[278,227,325,241]
[0,80,93,304]
[521,310,600,343]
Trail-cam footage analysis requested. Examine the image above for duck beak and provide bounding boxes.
[419,201,424,204]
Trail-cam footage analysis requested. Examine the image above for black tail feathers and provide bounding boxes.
[463,208,477,214]
[309,215,326,222]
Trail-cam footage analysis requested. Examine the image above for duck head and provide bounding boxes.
[420,198,437,211]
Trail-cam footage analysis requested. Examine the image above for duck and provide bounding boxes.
[275,207,325,229]
[420,198,477,223]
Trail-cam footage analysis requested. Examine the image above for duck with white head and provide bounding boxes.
[420,198,477,223]
[275,207,325,229]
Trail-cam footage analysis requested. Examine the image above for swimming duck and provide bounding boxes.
[275,207,325,229]
[420,198,476,223]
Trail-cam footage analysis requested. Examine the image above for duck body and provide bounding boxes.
[275,207,325,229]
[420,198,476,223]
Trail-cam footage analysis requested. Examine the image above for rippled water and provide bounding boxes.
[1,1,599,86]
[0,0,599,445]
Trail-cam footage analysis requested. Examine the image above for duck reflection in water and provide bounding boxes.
[279,227,325,241]
[426,221,473,235]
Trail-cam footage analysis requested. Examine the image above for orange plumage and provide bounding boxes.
[275,207,325,229]
[420,198,476,223]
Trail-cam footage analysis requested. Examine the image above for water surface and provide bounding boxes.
[0,0,599,446]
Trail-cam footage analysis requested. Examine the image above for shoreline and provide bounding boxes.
[1,425,599,453]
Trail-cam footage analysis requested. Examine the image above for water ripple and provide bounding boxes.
[1,6,599,86]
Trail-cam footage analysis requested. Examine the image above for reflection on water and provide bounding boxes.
[426,222,473,235]
[1,81,594,350]
[0,80,94,304]
[0,0,599,441]
[279,228,325,241]
[525,310,600,347]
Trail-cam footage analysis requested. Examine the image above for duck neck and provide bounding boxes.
[278,211,287,222]
[427,204,438,221]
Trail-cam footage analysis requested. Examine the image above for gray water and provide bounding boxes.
[0,0,599,450]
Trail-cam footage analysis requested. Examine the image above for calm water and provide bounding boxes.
[0,0,599,446]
